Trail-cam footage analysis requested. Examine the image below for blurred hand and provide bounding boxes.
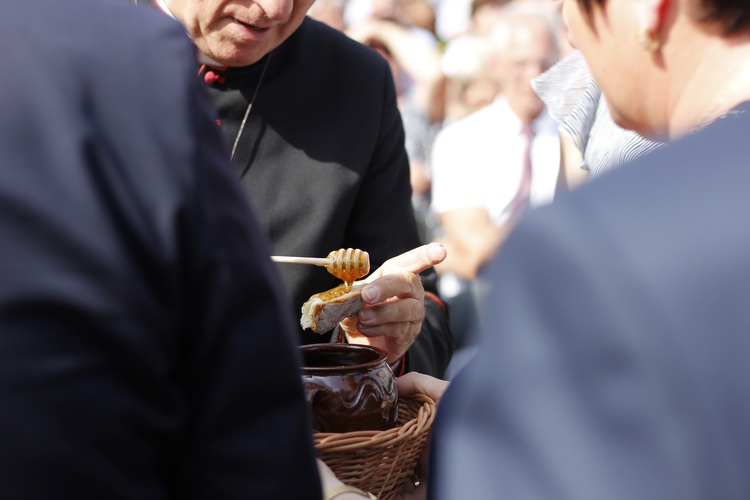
[396,371,449,403]
[317,459,372,500]
[317,458,342,493]
[340,242,447,365]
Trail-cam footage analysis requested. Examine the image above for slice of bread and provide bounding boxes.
[300,281,367,334]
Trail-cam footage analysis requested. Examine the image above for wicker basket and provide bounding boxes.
[314,393,436,500]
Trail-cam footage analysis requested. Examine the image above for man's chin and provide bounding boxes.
[198,38,272,68]
[211,51,266,68]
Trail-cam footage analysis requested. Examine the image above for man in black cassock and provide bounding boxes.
[133,0,455,378]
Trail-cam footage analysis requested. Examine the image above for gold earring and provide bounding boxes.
[638,28,660,51]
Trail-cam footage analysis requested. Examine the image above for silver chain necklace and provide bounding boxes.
[228,54,272,160]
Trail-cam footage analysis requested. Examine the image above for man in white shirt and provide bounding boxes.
[430,6,560,360]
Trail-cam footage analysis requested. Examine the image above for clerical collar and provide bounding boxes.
[151,0,223,67]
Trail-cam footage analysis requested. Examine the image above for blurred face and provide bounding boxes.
[167,0,316,66]
[561,0,658,135]
[372,0,403,22]
[463,75,498,112]
[308,0,344,31]
[502,23,558,123]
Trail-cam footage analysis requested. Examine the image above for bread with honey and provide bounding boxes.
[300,281,367,334]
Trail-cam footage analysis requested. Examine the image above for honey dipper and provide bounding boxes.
[271,248,371,284]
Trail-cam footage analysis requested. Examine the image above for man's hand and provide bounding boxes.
[340,243,447,364]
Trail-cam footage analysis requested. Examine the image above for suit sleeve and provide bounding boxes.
[404,268,455,377]
[430,205,702,500]
[165,36,322,500]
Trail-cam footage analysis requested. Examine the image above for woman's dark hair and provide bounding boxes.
[577,0,750,35]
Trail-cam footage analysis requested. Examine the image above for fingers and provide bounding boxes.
[396,372,450,402]
[361,272,425,304]
[370,242,447,279]
[358,296,424,325]
[336,244,446,365]
[346,306,420,355]
[356,317,420,345]
[354,288,424,351]
[361,242,444,307]
[341,303,419,363]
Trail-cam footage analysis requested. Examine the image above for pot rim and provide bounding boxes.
[298,343,389,373]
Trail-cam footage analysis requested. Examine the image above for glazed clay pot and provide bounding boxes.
[299,344,398,433]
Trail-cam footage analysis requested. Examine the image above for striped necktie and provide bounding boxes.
[508,124,535,219]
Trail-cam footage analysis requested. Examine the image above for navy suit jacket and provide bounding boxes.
[0,0,321,498]
[431,103,750,499]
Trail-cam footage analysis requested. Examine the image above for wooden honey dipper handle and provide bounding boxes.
[270,255,330,266]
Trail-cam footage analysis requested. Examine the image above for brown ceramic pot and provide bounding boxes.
[299,344,398,433]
